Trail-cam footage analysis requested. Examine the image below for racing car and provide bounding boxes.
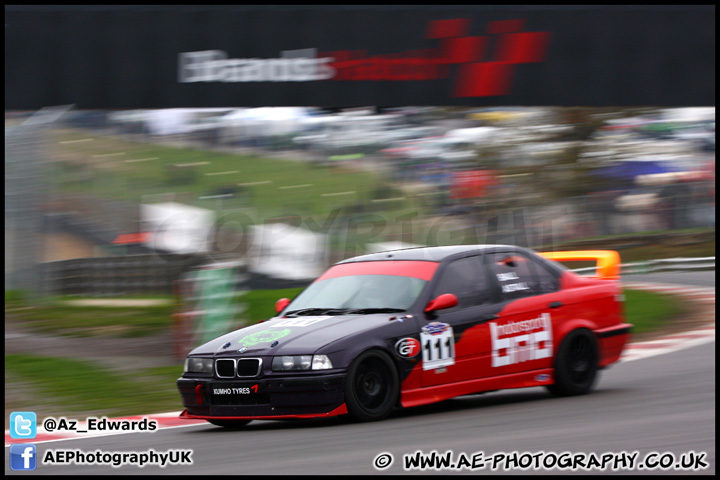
[177,245,632,426]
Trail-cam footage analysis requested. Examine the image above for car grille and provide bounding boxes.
[237,359,261,377]
[215,358,262,378]
[216,359,236,378]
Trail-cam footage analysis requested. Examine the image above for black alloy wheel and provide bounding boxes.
[547,328,599,397]
[345,350,400,422]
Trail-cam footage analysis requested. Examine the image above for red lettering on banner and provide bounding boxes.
[328,56,442,81]
[453,21,550,97]
[441,36,487,64]
[455,62,514,97]
[426,18,470,38]
[488,19,526,34]
[321,18,549,96]
[497,32,551,63]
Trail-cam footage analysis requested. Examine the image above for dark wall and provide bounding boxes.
[5,5,715,109]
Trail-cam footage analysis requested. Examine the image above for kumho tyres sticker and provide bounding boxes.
[421,322,455,370]
[238,328,292,347]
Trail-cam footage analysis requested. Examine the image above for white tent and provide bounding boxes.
[661,107,714,123]
[141,202,215,254]
[145,108,233,136]
[219,107,311,139]
[247,223,328,280]
[444,126,500,143]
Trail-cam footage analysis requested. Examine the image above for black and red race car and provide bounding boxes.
[177,245,632,426]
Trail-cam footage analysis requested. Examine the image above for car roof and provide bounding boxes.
[337,244,522,264]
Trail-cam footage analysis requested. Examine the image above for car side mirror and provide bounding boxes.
[275,298,291,314]
[424,293,458,313]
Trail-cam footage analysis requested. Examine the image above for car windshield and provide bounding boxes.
[285,274,427,315]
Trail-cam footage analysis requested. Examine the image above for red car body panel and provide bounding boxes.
[179,404,348,421]
[315,260,439,281]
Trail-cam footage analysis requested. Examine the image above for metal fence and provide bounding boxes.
[40,254,213,296]
[571,257,716,276]
[39,252,714,297]
[5,123,50,301]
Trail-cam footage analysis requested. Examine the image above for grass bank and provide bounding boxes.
[5,355,182,418]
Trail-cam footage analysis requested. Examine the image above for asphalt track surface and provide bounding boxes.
[6,272,715,475]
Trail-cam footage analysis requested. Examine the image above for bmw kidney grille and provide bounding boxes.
[215,358,262,378]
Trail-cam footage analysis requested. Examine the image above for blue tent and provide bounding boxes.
[591,160,682,180]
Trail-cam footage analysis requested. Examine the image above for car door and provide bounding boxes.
[484,248,563,378]
[421,254,501,387]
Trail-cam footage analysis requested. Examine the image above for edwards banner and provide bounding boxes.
[4,5,715,109]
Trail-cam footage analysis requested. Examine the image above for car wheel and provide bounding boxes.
[547,328,598,397]
[345,350,400,422]
[206,419,252,429]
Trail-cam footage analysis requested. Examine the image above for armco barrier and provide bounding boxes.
[40,254,214,296]
[37,254,715,296]
[571,257,716,276]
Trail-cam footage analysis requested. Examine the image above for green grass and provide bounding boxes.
[50,129,388,220]
[622,288,687,334]
[6,302,177,338]
[4,354,183,417]
[5,290,27,303]
[5,288,307,338]
[243,287,305,323]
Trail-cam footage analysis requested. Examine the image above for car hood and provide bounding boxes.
[188,313,399,357]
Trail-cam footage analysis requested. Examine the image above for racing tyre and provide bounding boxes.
[206,419,252,429]
[345,350,400,422]
[547,328,599,397]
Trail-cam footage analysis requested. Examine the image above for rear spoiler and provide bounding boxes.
[537,250,621,280]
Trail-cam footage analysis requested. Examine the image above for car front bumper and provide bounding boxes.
[177,372,347,419]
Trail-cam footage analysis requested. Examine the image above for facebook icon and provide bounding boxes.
[10,444,37,470]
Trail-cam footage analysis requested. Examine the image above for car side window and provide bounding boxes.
[431,256,491,311]
[489,251,557,300]
[531,257,560,294]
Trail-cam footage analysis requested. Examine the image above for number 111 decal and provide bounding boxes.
[420,322,455,370]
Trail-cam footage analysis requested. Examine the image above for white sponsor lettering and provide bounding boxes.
[502,282,529,293]
[272,316,332,327]
[178,49,335,83]
[496,272,519,282]
[490,313,553,367]
[213,387,252,395]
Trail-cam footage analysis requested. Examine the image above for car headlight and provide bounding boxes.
[184,357,214,374]
[272,355,334,371]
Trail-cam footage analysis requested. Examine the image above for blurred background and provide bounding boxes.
[6,105,715,294]
[5,105,715,339]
